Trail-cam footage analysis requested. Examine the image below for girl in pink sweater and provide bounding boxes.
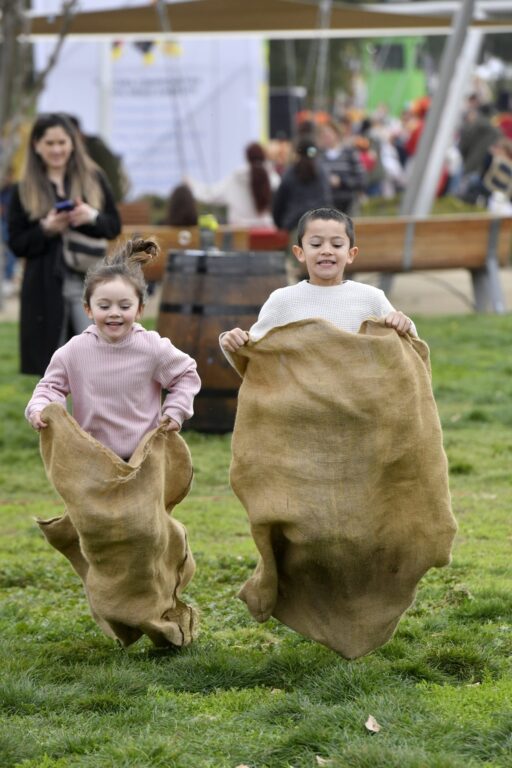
[26,238,201,459]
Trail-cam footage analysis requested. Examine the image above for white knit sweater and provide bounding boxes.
[220,280,417,368]
[249,280,416,339]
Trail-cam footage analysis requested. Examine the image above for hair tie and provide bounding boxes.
[306,146,317,159]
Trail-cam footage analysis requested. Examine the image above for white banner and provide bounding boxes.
[110,37,265,198]
[34,3,266,198]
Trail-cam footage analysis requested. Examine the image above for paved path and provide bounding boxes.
[3,268,512,323]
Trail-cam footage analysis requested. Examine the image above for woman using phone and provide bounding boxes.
[7,113,121,375]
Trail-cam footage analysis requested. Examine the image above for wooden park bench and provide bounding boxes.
[113,214,512,313]
[347,214,512,314]
[117,200,152,225]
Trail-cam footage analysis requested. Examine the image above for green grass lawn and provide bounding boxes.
[0,316,511,768]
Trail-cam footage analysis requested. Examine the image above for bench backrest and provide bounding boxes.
[117,201,152,225]
[111,215,512,280]
[347,214,512,273]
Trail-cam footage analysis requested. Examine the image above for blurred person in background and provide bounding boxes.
[402,97,454,197]
[1,165,18,297]
[457,102,502,203]
[355,117,386,198]
[188,142,280,228]
[317,117,366,215]
[164,183,198,227]
[67,115,130,204]
[272,137,332,282]
[369,118,406,199]
[266,135,292,177]
[8,112,121,375]
[467,135,512,212]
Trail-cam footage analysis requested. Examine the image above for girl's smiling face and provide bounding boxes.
[85,277,142,343]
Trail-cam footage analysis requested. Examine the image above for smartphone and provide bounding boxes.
[55,199,75,212]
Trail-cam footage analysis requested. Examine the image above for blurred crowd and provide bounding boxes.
[3,90,512,303]
[178,89,512,238]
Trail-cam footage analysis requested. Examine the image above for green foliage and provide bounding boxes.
[1,316,511,768]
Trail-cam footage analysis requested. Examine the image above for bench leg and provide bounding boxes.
[471,264,506,314]
[378,273,395,295]
[471,219,507,314]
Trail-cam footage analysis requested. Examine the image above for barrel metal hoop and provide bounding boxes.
[196,388,239,399]
[160,302,262,316]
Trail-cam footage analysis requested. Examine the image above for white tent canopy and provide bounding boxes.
[25,0,512,39]
[25,0,512,213]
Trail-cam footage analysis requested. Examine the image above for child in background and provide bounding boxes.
[221,207,415,355]
[26,238,201,460]
[165,183,198,227]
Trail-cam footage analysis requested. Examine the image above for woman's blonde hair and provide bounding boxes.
[20,112,104,219]
[83,238,159,309]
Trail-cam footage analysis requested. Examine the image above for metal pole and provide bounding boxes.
[313,0,333,114]
[98,40,113,142]
[284,40,299,139]
[415,29,483,214]
[400,0,477,216]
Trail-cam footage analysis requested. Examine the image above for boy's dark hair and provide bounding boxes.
[296,208,355,248]
[83,238,159,308]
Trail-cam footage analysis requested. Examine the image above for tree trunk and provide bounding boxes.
[0,1,78,306]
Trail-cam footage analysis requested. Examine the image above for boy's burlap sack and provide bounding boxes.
[230,319,457,659]
[37,404,198,648]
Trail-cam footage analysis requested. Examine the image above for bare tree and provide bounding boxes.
[0,0,79,180]
[0,0,78,304]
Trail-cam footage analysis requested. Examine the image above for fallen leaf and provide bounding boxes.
[365,714,381,733]
[316,757,332,766]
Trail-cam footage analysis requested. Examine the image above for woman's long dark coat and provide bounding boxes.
[8,174,121,375]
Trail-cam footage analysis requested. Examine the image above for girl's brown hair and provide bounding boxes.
[165,183,198,226]
[294,137,319,183]
[246,142,272,213]
[20,112,104,219]
[83,238,159,308]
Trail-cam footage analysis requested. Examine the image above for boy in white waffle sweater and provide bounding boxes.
[220,207,416,357]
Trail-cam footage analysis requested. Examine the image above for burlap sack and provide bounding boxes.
[230,319,457,659]
[37,404,198,648]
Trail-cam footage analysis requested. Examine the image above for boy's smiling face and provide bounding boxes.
[292,218,358,287]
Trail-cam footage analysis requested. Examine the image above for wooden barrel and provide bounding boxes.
[157,250,287,433]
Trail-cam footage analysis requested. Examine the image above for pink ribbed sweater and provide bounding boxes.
[25,324,201,457]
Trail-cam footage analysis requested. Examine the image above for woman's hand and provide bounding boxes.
[40,208,71,235]
[69,199,99,227]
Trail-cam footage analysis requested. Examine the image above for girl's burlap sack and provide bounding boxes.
[37,404,198,648]
[230,319,457,659]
